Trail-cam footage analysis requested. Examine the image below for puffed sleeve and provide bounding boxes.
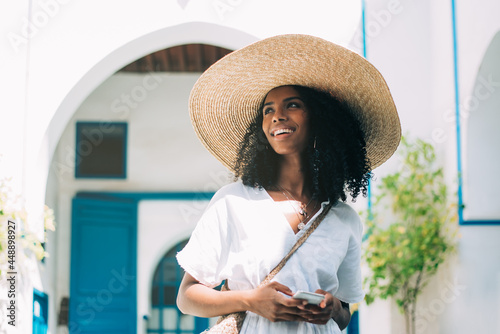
[334,209,365,303]
[176,189,231,288]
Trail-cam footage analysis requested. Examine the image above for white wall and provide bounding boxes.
[137,199,210,334]
[358,1,500,334]
[0,1,28,192]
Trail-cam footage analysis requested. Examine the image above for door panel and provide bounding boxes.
[70,196,137,334]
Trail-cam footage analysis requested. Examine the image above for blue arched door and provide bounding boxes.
[147,240,209,334]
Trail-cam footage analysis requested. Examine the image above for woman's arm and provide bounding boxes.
[177,272,310,322]
[331,299,351,330]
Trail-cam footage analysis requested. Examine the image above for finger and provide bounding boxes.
[297,302,324,310]
[314,289,333,308]
[280,306,314,320]
[304,312,331,325]
[303,302,334,316]
[284,307,312,318]
[265,303,310,322]
[302,302,321,312]
[269,281,294,296]
[297,302,314,311]
[282,296,310,308]
[266,310,306,323]
[319,299,327,308]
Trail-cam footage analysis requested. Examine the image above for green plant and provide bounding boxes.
[363,137,457,334]
[0,177,55,274]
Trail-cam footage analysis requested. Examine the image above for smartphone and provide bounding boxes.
[292,291,325,305]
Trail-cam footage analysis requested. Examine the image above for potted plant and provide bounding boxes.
[363,137,457,334]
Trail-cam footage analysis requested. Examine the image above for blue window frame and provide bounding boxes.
[147,240,210,334]
[33,289,48,334]
[75,122,127,179]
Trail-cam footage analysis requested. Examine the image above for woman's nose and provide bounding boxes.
[272,108,287,122]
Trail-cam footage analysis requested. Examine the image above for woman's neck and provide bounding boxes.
[275,155,310,198]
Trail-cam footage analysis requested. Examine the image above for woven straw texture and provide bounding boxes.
[189,34,401,172]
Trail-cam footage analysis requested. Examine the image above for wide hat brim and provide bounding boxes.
[189,34,401,172]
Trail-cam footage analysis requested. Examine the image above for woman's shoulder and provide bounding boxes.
[331,201,360,219]
[329,201,363,235]
[211,181,260,201]
[214,181,251,195]
[205,182,264,217]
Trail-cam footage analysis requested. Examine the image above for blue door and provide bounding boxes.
[347,310,359,334]
[70,196,137,334]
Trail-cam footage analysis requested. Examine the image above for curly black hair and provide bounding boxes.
[234,85,372,203]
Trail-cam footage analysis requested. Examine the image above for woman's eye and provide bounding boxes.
[287,102,300,108]
[263,107,273,115]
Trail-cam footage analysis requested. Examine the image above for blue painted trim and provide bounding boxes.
[123,122,128,179]
[74,121,128,179]
[361,0,367,59]
[451,0,465,224]
[361,0,372,244]
[460,220,500,226]
[361,0,373,219]
[75,191,216,202]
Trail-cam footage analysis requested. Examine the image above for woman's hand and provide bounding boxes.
[298,289,351,329]
[178,274,308,321]
[245,281,310,322]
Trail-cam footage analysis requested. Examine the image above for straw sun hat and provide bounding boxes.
[189,34,401,172]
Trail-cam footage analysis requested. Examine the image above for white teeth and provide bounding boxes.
[273,128,294,136]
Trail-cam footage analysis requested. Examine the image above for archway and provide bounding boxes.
[146,239,212,333]
[43,22,258,172]
[464,30,500,222]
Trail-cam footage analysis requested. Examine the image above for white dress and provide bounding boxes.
[176,182,365,333]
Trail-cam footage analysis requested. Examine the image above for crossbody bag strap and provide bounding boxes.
[212,202,334,332]
[258,202,334,287]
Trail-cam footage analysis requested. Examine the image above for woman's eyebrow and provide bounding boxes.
[283,96,303,102]
[263,96,303,106]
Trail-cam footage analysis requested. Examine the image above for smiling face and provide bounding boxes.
[262,86,310,156]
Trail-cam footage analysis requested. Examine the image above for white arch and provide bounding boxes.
[43,22,258,168]
[464,30,500,221]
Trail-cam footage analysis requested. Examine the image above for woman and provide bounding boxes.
[176,34,401,333]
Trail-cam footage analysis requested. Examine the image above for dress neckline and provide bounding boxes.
[259,187,330,236]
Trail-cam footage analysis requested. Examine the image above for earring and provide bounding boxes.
[313,137,317,149]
